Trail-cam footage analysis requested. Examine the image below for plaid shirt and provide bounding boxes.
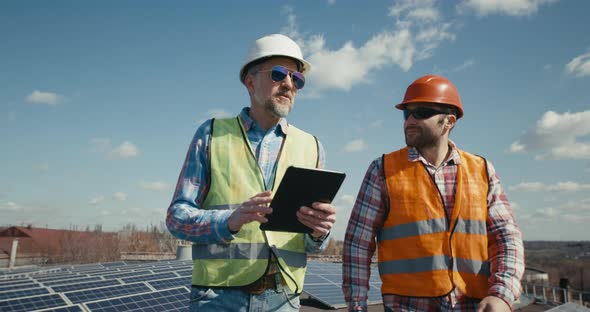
[342,142,524,311]
[166,107,329,253]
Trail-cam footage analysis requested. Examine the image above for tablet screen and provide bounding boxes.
[260,166,346,233]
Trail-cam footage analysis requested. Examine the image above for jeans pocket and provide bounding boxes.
[280,287,301,309]
[189,287,217,303]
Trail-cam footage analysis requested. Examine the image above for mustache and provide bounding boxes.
[276,91,292,100]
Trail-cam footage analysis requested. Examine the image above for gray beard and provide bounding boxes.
[265,100,293,118]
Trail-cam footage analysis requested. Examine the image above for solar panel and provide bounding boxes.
[302,261,383,309]
[0,287,49,301]
[101,261,127,267]
[64,282,151,304]
[34,304,84,312]
[120,272,177,284]
[50,279,121,293]
[174,269,192,276]
[83,287,189,312]
[40,276,101,287]
[0,279,32,287]
[100,270,152,280]
[147,276,191,290]
[0,283,41,293]
[0,293,67,312]
[34,273,83,283]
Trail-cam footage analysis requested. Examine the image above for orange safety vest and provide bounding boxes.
[379,147,490,298]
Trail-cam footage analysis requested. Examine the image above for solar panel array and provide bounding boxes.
[0,260,192,312]
[304,261,382,308]
[0,260,383,311]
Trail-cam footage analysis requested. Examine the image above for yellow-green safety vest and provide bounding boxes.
[191,117,319,293]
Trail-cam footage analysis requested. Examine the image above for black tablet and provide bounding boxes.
[260,166,346,233]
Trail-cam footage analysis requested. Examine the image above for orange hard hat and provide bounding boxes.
[395,74,464,119]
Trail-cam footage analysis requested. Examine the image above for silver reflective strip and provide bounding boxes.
[379,218,447,241]
[192,243,269,260]
[454,258,490,275]
[205,203,241,210]
[379,255,450,274]
[453,219,486,235]
[271,247,307,268]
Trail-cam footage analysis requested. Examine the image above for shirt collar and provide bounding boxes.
[408,140,462,166]
[238,107,289,135]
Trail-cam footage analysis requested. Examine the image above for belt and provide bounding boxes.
[240,273,282,295]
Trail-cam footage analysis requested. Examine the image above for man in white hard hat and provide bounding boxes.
[166,34,336,311]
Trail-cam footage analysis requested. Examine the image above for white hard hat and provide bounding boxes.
[239,34,311,84]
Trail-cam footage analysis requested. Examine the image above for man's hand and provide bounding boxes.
[477,296,510,312]
[227,191,273,233]
[296,202,336,239]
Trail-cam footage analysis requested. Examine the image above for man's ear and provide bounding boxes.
[445,114,457,130]
[244,74,256,94]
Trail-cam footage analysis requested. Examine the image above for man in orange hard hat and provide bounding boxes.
[342,74,524,311]
[166,34,336,311]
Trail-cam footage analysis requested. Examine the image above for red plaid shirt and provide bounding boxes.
[342,142,524,311]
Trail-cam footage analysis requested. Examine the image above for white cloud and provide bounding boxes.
[509,110,590,160]
[25,90,62,106]
[566,52,590,77]
[526,198,590,222]
[140,181,170,192]
[107,141,140,159]
[113,192,127,201]
[89,195,105,206]
[0,201,23,211]
[281,2,455,95]
[344,139,367,152]
[451,59,475,72]
[91,138,140,160]
[327,0,336,5]
[457,0,557,17]
[510,181,590,192]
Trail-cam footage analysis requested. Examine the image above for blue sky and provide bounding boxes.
[1,1,589,241]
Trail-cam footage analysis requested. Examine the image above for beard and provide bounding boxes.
[264,93,294,118]
[404,125,440,149]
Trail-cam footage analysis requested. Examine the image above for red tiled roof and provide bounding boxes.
[0,226,115,258]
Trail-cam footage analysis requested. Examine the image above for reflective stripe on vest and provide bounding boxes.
[193,243,307,268]
[379,147,489,298]
[192,117,318,292]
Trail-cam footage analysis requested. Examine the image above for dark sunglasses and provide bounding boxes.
[403,107,449,120]
[258,65,305,89]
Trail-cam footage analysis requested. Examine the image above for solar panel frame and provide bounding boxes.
[147,276,192,290]
[99,270,152,280]
[0,287,50,301]
[40,276,102,287]
[63,282,152,304]
[33,304,84,312]
[0,279,35,287]
[0,293,67,312]
[120,272,177,284]
[0,283,42,293]
[83,286,189,312]
[50,279,121,293]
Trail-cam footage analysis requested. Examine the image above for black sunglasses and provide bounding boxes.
[257,65,305,89]
[403,107,449,120]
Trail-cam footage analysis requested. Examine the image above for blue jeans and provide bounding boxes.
[189,285,301,312]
